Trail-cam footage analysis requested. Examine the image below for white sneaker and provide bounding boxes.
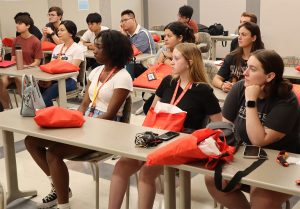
[37,187,72,209]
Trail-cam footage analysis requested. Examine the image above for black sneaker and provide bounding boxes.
[37,187,72,209]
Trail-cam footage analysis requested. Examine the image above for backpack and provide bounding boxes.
[197,24,209,33]
[208,23,224,36]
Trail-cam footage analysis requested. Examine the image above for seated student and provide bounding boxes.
[39,20,84,107]
[212,22,264,93]
[205,49,299,209]
[80,12,109,70]
[230,12,257,52]
[143,21,195,114]
[42,6,64,45]
[108,43,222,209]
[120,9,156,78]
[0,13,43,110]
[177,5,198,34]
[25,30,133,209]
[15,12,42,40]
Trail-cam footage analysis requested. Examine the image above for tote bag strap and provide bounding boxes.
[214,149,267,193]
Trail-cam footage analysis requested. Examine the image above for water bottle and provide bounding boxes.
[15,44,23,70]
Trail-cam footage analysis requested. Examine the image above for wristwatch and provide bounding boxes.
[245,100,256,108]
[50,31,55,36]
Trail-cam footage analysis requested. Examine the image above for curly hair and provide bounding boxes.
[95,30,133,69]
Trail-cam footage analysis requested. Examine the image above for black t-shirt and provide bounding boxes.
[217,54,247,82]
[230,37,238,52]
[155,75,221,130]
[45,22,58,43]
[16,25,42,40]
[223,80,299,151]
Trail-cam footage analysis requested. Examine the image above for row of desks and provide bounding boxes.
[1,109,300,209]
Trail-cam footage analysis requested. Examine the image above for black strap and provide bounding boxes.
[222,41,227,47]
[214,149,267,193]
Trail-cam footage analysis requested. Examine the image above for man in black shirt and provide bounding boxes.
[230,12,257,52]
[42,6,63,44]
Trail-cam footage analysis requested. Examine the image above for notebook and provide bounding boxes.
[0,61,16,68]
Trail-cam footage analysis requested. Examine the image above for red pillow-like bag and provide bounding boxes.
[295,65,300,72]
[132,44,142,56]
[34,106,85,128]
[2,37,14,47]
[41,41,56,51]
[40,59,80,74]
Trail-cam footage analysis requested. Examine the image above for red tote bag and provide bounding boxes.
[40,59,80,74]
[142,81,191,132]
[2,37,14,47]
[146,128,235,170]
[41,41,56,51]
[34,106,85,128]
[132,44,142,56]
[133,64,173,89]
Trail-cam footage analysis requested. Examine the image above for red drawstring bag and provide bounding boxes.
[133,64,172,89]
[34,106,85,128]
[295,65,300,72]
[41,41,56,51]
[152,34,161,42]
[132,44,142,56]
[292,84,300,103]
[0,61,16,68]
[40,59,80,74]
[2,37,14,47]
[146,128,235,170]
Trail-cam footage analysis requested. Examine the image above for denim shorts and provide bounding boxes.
[85,107,121,121]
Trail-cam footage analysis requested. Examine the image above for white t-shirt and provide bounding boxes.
[51,42,85,80]
[81,26,109,44]
[88,65,133,116]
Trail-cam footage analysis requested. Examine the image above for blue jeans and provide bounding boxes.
[40,78,77,107]
[85,107,121,121]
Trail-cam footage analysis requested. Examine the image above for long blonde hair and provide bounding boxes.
[174,43,210,84]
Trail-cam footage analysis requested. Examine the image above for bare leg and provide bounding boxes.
[138,165,163,209]
[205,176,250,209]
[108,157,144,209]
[250,187,291,209]
[46,143,91,204]
[0,75,13,109]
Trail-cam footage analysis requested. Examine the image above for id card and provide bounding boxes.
[147,72,156,81]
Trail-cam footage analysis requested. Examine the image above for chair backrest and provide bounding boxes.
[282,56,300,67]
[197,32,212,53]
[76,29,87,38]
[204,60,218,82]
[120,96,132,123]
[0,181,6,209]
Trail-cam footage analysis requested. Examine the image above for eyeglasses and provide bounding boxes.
[120,18,133,23]
[48,13,57,17]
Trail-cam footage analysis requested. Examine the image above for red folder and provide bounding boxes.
[0,61,16,68]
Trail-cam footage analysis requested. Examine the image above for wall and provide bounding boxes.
[0,0,48,37]
[148,0,187,28]
[260,0,300,57]
[110,0,143,30]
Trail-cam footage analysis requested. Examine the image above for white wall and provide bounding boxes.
[199,0,246,58]
[110,0,143,30]
[260,0,300,57]
[148,0,187,28]
[62,0,100,31]
[0,0,48,37]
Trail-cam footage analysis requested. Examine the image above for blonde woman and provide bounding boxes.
[108,43,222,209]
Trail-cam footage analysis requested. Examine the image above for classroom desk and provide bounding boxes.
[0,109,174,205]
[169,148,300,209]
[0,66,78,107]
[210,35,237,60]
[149,30,165,36]
[284,67,300,80]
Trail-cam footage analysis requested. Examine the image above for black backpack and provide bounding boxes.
[197,24,209,33]
[208,23,224,36]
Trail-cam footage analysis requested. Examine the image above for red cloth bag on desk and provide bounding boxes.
[41,41,56,51]
[2,37,14,47]
[40,59,80,74]
[34,106,85,128]
[146,128,235,170]
[142,80,190,132]
[132,44,142,56]
[133,64,172,89]
[292,84,300,103]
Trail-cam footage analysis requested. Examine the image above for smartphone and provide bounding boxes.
[158,131,179,141]
[147,72,156,81]
[243,145,261,159]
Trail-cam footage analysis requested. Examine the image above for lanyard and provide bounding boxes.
[170,80,192,106]
[89,68,116,117]
[57,43,72,60]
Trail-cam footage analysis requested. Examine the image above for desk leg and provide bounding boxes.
[179,170,191,209]
[57,79,67,107]
[212,40,217,60]
[164,166,176,209]
[2,130,37,203]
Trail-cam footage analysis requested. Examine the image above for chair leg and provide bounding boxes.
[125,182,130,209]
[286,200,290,209]
[213,199,217,208]
[92,162,99,209]
[89,162,97,181]
[13,91,18,108]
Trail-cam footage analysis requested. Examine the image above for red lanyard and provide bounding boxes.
[170,80,192,106]
[57,43,72,60]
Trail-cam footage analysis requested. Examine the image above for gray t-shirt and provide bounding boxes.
[223,80,299,151]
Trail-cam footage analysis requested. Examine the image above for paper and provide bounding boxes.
[286,156,300,165]
[198,136,221,156]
